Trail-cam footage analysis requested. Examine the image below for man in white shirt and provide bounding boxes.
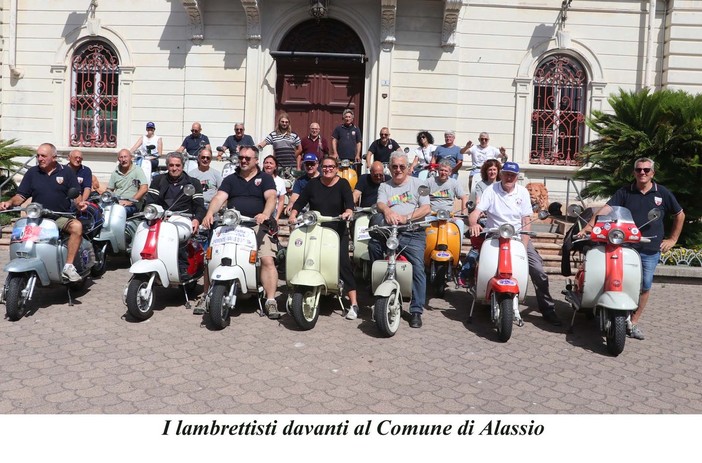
[461,132,507,190]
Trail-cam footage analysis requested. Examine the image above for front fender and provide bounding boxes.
[209,265,249,294]
[129,259,168,287]
[289,270,327,291]
[4,258,50,286]
[597,291,638,311]
[374,280,400,298]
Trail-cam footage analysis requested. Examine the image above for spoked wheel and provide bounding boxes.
[5,274,30,321]
[605,312,626,356]
[374,290,402,337]
[494,293,514,342]
[291,286,320,330]
[90,244,108,278]
[126,275,154,321]
[209,282,236,330]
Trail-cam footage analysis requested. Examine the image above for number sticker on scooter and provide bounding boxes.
[357,226,371,241]
[436,251,451,258]
[210,227,257,249]
[497,279,517,286]
[10,224,56,244]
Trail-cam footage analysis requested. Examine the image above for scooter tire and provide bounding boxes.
[5,274,29,321]
[209,282,236,330]
[126,275,154,321]
[291,287,319,330]
[90,245,108,278]
[374,292,401,337]
[606,313,626,356]
[496,295,514,342]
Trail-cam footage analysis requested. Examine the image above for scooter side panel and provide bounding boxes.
[371,260,413,299]
[320,228,340,291]
[95,203,128,253]
[210,265,249,293]
[4,258,50,286]
[476,238,529,302]
[596,291,638,311]
[582,246,642,309]
[352,214,370,261]
[289,269,327,290]
[621,247,643,304]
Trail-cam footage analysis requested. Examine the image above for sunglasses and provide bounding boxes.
[304,162,317,167]
[479,138,489,141]
[238,156,253,161]
[635,167,652,174]
[380,133,389,137]
[321,165,336,170]
[419,135,426,139]
[390,164,407,171]
[191,129,200,133]
[235,128,244,132]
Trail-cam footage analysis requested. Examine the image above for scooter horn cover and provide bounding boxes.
[368,212,390,244]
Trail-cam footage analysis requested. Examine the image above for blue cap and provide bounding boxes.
[502,161,520,174]
[302,153,318,163]
[146,122,155,129]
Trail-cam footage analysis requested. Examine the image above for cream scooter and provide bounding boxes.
[351,204,376,281]
[285,211,346,330]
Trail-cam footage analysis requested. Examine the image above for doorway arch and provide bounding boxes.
[275,19,366,140]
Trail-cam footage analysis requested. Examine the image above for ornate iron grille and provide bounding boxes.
[70,42,119,148]
[530,55,586,166]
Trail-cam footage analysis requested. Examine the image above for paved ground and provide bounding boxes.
[0,251,700,415]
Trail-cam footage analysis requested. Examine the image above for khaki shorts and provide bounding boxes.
[254,224,277,258]
[54,216,76,232]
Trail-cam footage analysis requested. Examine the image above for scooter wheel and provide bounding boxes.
[5,274,29,321]
[126,275,154,321]
[291,286,319,330]
[374,292,401,337]
[209,282,236,329]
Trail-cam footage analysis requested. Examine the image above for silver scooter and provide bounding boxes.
[93,190,142,260]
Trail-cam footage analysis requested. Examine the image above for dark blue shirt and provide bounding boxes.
[292,174,318,195]
[71,164,93,192]
[354,173,390,207]
[222,134,255,154]
[607,181,683,254]
[219,168,276,218]
[367,138,400,164]
[332,124,362,160]
[180,134,211,156]
[17,163,81,212]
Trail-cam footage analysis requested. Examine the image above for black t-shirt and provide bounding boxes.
[292,177,354,235]
[368,138,400,164]
[354,173,390,207]
[219,168,276,218]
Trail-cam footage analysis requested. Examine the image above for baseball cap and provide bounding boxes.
[146,122,155,129]
[502,161,520,174]
[302,153,318,163]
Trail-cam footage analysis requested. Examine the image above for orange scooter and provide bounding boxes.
[338,159,360,189]
[424,210,465,297]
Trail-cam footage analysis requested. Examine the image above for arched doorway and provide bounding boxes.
[275,19,366,140]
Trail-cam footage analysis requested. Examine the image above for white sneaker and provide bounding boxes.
[62,264,81,282]
[345,305,359,320]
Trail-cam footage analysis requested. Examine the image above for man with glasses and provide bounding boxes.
[369,151,431,328]
[202,146,280,319]
[354,161,390,207]
[285,153,320,215]
[461,132,507,190]
[467,161,562,326]
[577,158,684,340]
[219,122,255,161]
[366,127,400,169]
[300,122,329,163]
[188,148,222,207]
[177,122,212,157]
[145,152,206,281]
[432,130,462,179]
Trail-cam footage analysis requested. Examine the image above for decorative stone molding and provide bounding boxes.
[442,0,463,49]
[241,0,261,43]
[380,0,397,50]
[181,0,204,42]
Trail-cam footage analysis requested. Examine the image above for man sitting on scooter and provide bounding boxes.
[369,150,431,328]
[0,143,88,282]
[353,161,390,207]
[107,149,149,217]
[201,145,281,319]
[145,152,207,280]
[284,153,320,215]
[466,161,562,326]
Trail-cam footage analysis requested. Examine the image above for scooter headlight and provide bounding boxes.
[100,191,113,203]
[608,229,625,245]
[436,210,450,221]
[386,236,400,250]
[301,212,317,227]
[222,209,241,227]
[143,205,160,221]
[498,224,515,239]
[340,159,351,168]
[26,203,43,219]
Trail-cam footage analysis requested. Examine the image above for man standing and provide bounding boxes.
[353,161,389,207]
[578,158,684,340]
[201,146,280,319]
[257,112,302,169]
[219,122,255,160]
[285,153,320,215]
[461,132,507,189]
[432,130,462,179]
[177,122,211,157]
[366,128,400,169]
[370,151,431,328]
[332,109,362,166]
[467,161,561,326]
[300,122,329,162]
[0,143,87,282]
[188,148,222,206]
[67,149,93,202]
[107,148,149,216]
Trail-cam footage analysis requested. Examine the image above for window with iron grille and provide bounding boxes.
[530,55,586,166]
[70,41,119,148]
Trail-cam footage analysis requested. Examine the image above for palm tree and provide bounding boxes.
[0,138,33,199]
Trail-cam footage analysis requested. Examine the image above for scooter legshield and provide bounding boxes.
[4,258,50,286]
[595,291,638,311]
[129,260,169,288]
[210,265,249,294]
[371,260,413,299]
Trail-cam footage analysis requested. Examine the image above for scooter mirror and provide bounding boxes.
[531,202,541,213]
[404,147,410,154]
[183,184,196,197]
[567,204,583,217]
[66,187,80,200]
[467,200,476,212]
[647,208,662,222]
[417,185,430,197]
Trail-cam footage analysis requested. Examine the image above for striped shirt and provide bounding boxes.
[264,131,301,168]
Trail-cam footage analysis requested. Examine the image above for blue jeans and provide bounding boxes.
[368,230,427,314]
[640,251,660,292]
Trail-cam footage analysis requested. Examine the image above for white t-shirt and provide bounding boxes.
[413,144,436,165]
[273,176,286,198]
[477,182,532,230]
[468,145,501,175]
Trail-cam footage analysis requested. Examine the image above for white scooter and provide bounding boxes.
[123,184,206,321]
[285,211,346,330]
[133,144,158,180]
[215,146,239,178]
[205,208,264,329]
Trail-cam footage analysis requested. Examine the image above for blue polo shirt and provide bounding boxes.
[17,163,81,212]
[219,168,276,218]
[332,124,362,160]
[180,134,211,156]
[71,164,93,192]
[292,173,318,195]
[607,181,683,254]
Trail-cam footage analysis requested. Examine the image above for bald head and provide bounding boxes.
[370,161,386,184]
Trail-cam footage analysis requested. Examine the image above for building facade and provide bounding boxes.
[1,0,701,198]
